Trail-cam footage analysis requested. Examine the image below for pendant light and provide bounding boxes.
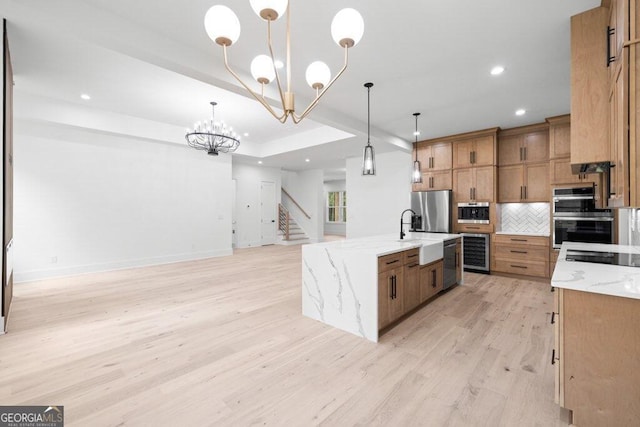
[411,112,422,183]
[362,82,376,175]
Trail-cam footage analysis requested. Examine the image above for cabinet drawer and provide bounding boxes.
[378,252,404,273]
[493,234,549,247]
[492,258,548,277]
[494,244,548,262]
[403,248,420,265]
[455,223,493,233]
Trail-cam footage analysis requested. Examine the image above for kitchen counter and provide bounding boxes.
[551,242,640,300]
[302,233,461,342]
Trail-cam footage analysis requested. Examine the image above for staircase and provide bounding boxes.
[278,203,310,245]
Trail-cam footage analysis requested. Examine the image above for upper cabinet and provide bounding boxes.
[453,135,496,169]
[570,7,610,166]
[416,141,452,171]
[498,124,549,166]
[547,115,571,159]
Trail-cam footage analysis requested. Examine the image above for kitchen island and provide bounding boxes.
[302,233,462,342]
[551,242,640,427]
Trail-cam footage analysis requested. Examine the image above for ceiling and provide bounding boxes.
[1,0,601,178]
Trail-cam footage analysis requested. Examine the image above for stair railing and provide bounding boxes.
[281,188,311,219]
[278,204,290,240]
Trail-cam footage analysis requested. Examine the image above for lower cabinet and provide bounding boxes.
[553,288,640,426]
[492,234,549,278]
[403,259,421,312]
[378,248,445,331]
[455,240,462,284]
[419,260,443,303]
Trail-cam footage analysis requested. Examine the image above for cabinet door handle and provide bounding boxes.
[473,151,477,164]
[524,146,527,161]
[386,259,399,265]
[408,263,419,269]
[519,146,523,161]
[467,226,480,230]
[510,238,527,242]
[510,264,528,269]
[551,312,556,325]
[510,250,528,254]
[524,185,527,199]
[455,252,459,268]
[607,26,616,66]
[432,269,436,287]
[407,253,418,258]
[389,276,394,299]
[470,188,473,199]
[551,349,556,365]
[520,186,523,199]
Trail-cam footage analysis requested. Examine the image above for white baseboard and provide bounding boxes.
[14,248,233,283]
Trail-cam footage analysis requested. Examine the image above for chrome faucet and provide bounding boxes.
[400,209,416,240]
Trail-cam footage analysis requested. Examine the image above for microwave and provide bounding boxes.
[457,202,490,224]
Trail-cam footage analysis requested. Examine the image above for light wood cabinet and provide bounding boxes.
[492,234,549,278]
[549,157,600,185]
[498,127,549,166]
[419,260,442,303]
[631,0,640,206]
[403,250,421,312]
[378,266,404,329]
[608,50,630,207]
[416,141,452,171]
[452,135,495,168]
[547,115,571,159]
[553,288,640,426]
[453,166,496,203]
[498,163,549,202]
[570,7,610,166]
[412,170,452,192]
[455,223,493,234]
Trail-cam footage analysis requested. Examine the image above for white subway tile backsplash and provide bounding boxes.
[499,203,550,234]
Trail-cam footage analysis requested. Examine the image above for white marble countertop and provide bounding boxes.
[551,242,640,300]
[495,231,550,237]
[306,232,461,258]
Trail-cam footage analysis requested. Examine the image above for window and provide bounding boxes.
[327,191,347,223]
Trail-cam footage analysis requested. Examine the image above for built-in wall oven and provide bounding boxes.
[552,186,614,249]
[458,202,490,224]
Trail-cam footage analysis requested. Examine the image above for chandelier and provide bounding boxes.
[204,1,364,124]
[185,102,240,155]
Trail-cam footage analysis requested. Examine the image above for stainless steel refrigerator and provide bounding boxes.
[410,190,452,233]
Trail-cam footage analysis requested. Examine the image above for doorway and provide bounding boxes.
[260,181,276,245]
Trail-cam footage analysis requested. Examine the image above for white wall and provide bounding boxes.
[323,179,346,236]
[14,123,233,282]
[232,162,281,248]
[346,151,412,238]
[282,169,324,242]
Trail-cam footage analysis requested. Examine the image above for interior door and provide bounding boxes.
[260,181,276,245]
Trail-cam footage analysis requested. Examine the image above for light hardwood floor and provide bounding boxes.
[0,244,566,426]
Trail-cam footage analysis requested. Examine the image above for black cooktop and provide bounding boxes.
[565,249,640,267]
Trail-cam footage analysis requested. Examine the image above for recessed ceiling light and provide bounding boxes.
[258,160,263,164]
[305,158,310,162]
[490,66,505,76]
[244,132,249,137]
[274,60,284,69]
[80,94,91,100]
[515,108,526,116]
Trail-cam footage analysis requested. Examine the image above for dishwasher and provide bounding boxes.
[443,238,458,289]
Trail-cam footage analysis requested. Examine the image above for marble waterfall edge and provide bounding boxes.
[302,245,378,342]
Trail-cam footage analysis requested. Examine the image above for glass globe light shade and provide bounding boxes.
[305,61,331,89]
[331,8,364,48]
[204,5,241,46]
[412,160,422,183]
[251,55,276,84]
[250,0,289,20]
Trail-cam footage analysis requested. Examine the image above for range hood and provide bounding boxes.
[571,161,611,174]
